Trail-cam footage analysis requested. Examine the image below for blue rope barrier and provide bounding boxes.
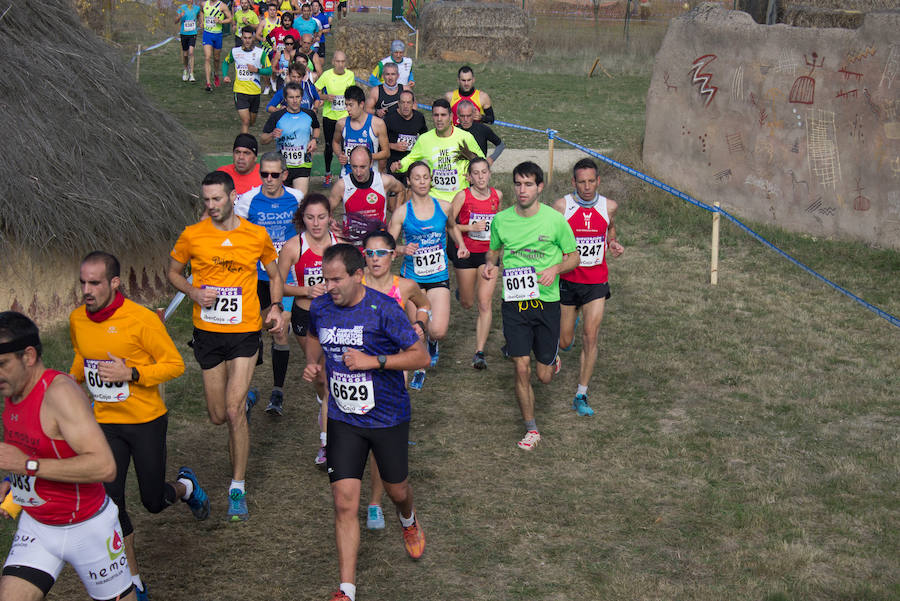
[401,16,416,31]
[130,36,176,63]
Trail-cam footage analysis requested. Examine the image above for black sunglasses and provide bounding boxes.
[260,171,283,179]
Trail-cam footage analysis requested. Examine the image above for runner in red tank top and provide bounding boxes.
[552,158,625,418]
[0,311,136,600]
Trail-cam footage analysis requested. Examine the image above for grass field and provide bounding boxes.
[4,4,899,601]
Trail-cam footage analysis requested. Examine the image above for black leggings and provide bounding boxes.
[100,414,177,536]
[322,116,337,173]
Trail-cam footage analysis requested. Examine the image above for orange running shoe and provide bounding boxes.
[401,517,426,559]
[328,591,351,601]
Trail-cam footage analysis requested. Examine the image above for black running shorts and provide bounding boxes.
[326,418,409,484]
[291,304,310,337]
[234,92,261,113]
[559,280,610,307]
[181,34,197,51]
[191,328,261,370]
[501,299,560,365]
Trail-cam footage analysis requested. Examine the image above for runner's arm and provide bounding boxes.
[221,51,234,79]
[364,85,378,114]
[302,333,324,382]
[487,127,504,164]
[606,199,624,257]
[277,237,303,297]
[167,257,215,306]
[68,322,86,383]
[262,259,287,333]
[219,1,233,23]
[134,317,186,386]
[372,118,390,161]
[480,92,494,123]
[331,117,345,161]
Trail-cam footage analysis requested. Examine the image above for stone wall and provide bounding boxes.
[643,4,900,249]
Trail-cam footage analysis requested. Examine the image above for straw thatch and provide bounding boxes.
[0,0,206,322]
[330,21,411,76]
[420,1,533,63]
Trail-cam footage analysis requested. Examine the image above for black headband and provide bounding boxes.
[0,333,41,355]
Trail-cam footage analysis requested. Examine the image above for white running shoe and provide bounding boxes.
[182,70,188,81]
[189,72,196,82]
[516,430,541,451]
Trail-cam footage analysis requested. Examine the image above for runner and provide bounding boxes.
[332,85,389,175]
[328,146,404,245]
[390,98,484,203]
[365,63,409,118]
[276,194,336,462]
[337,0,347,20]
[360,230,430,529]
[266,58,321,112]
[0,311,136,601]
[384,89,427,192]
[232,0,260,47]
[176,0,201,82]
[167,170,287,520]
[445,65,494,125]
[255,2,280,94]
[294,2,321,47]
[553,158,625,417]
[320,0,335,20]
[69,252,210,601]
[201,0,233,92]
[450,157,502,370]
[217,133,263,195]
[261,82,320,193]
[368,39,414,87]
[310,0,330,59]
[456,99,505,166]
[315,51,355,187]
[266,11,300,91]
[235,152,304,417]
[483,161,578,450]
[271,34,298,89]
[222,26,273,134]
[388,161,468,379]
[297,33,324,80]
[302,244,430,601]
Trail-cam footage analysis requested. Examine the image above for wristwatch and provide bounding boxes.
[271,302,284,311]
[131,367,140,383]
[25,458,39,477]
[377,355,387,370]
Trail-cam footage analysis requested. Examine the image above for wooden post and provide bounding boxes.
[547,133,555,187]
[710,202,720,286]
[136,45,141,82]
[414,29,419,61]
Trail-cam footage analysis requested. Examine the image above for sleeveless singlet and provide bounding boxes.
[375,85,402,114]
[400,197,449,283]
[362,274,403,307]
[341,170,387,224]
[457,187,500,254]
[341,113,379,174]
[3,370,107,525]
[560,193,611,285]
[294,231,336,291]
[450,88,484,125]
[202,0,225,33]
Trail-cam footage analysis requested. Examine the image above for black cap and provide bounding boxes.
[233,133,258,155]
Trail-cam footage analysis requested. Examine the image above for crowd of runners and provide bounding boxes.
[0,4,624,601]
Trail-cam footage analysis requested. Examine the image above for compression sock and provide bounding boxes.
[272,343,290,388]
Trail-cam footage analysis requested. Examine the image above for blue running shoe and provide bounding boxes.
[245,387,258,424]
[366,504,385,530]
[228,488,249,522]
[561,315,581,352]
[409,369,426,390]
[428,339,439,367]
[135,582,149,601]
[177,466,210,520]
[572,393,594,417]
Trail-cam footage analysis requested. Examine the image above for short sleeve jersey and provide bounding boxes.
[384,109,428,165]
[233,8,259,34]
[489,203,577,302]
[217,163,262,195]
[397,127,484,202]
[225,46,270,95]
[234,185,304,281]
[178,4,201,34]
[309,287,419,428]
[262,108,320,168]
[171,217,279,332]
[294,16,321,37]
[315,68,356,120]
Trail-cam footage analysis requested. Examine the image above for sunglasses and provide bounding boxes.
[364,249,392,258]
[284,41,294,46]
[260,171,283,179]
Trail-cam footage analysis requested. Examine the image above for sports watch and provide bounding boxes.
[25,458,39,477]
[377,355,387,370]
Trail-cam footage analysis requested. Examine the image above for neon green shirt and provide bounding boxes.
[314,69,356,120]
[489,203,577,302]
[396,126,484,202]
[202,0,226,33]
[233,8,259,35]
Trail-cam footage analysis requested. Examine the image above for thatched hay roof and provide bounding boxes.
[0,0,205,256]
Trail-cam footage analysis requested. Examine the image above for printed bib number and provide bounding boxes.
[183,19,197,32]
[332,95,345,111]
[304,266,323,287]
[283,144,309,166]
[330,371,375,414]
[576,236,605,267]
[84,359,130,403]
[431,168,458,192]
[502,267,539,302]
[9,474,45,507]
[397,133,417,150]
[236,64,255,81]
[200,286,243,325]
[467,212,494,241]
[413,245,445,276]
[204,15,218,29]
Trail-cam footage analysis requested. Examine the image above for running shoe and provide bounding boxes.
[227,488,249,521]
[560,315,581,352]
[314,445,327,469]
[409,369,426,390]
[367,504,385,530]
[265,389,284,416]
[328,592,351,601]
[182,69,188,81]
[428,339,439,367]
[205,84,212,92]
[472,351,487,370]
[572,393,594,417]
[263,85,271,95]
[517,430,541,451]
[245,387,258,424]
[177,466,210,520]
[189,72,196,82]
[401,516,425,559]
[214,74,220,87]
[554,355,562,375]
[135,582,149,601]
[323,173,333,187]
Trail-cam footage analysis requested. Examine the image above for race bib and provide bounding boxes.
[9,474,45,507]
[576,235,605,267]
[412,244,445,277]
[304,266,323,287]
[502,266,539,302]
[331,95,345,111]
[183,19,197,32]
[343,141,365,161]
[84,359,130,403]
[283,144,309,167]
[467,212,494,241]
[330,371,375,414]
[432,168,458,192]
[200,286,243,325]
[397,133,417,150]
[204,14,218,29]
[236,64,254,81]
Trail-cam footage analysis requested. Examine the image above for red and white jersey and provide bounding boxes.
[561,193,610,284]
[3,370,107,525]
[457,187,500,254]
[341,170,387,225]
[294,231,337,288]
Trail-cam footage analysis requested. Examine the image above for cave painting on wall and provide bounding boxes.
[790,53,824,105]
[853,178,871,211]
[689,54,718,107]
[806,108,842,188]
